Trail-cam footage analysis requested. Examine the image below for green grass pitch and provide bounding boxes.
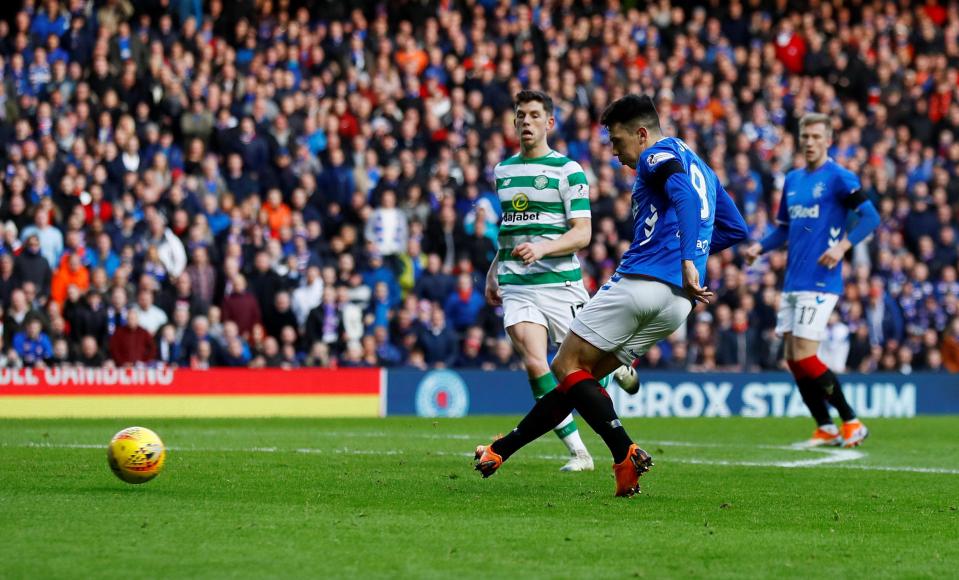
[1,417,957,578]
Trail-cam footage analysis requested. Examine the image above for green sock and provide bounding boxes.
[529,373,557,400]
[529,374,582,443]
[531,372,610,392]
[553,418,579,439]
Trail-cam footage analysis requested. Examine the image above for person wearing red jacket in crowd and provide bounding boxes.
[774,20,805,74]
[82,184,113,225]
[109,309,156,366]
[221,273,262,340]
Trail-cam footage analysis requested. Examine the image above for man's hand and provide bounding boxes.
[682,260,713,304]
[818,240,850,269]
[743,242,763,266]
[485,276,502,306]
[511,242,545,265]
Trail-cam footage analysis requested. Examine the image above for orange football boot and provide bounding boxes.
[802,425,842,447]
[474,442,504,478]
[841,419,869,448]
[613,444,654,497]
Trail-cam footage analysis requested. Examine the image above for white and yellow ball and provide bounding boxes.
[613,364,640,395]
[107,427,166,484]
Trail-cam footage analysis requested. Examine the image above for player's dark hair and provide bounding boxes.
[600,94,661,132]
[514,90,554,115]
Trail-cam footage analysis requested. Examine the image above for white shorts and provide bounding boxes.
[570,275,693,365]
[775,291,839,342]
[502,282,589,345]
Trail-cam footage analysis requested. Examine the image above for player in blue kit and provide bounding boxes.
[745,113,880,448]
[474,95,749,496]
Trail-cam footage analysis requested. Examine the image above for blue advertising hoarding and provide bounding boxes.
[385,370,959,418]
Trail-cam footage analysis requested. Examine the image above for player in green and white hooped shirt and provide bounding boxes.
[484,90,598,471]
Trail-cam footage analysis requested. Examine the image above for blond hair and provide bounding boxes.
[799,113,833,139]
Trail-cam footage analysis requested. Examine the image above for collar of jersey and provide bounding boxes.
[518,149,556,162]
[804,157,832,174]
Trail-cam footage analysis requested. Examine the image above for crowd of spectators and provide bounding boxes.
[0,0,958,374]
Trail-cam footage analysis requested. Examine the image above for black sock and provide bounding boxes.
[797,378,833,426]
[565,377,633,463]
[813,370,856,422]
[491,389,574,461]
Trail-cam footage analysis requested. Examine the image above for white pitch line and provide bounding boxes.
[771,447,865,468]
[9,442,105,449]
[436,449,959,475]
[6,441,959,475]
[1,441,405,456]
[821,463,959,475]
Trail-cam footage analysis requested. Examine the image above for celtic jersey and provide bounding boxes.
[494,150,591,286]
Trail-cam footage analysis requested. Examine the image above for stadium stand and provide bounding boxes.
[0,0,956,373]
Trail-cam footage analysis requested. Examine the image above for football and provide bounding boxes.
[107,427,167,484]
[613,364,640,395]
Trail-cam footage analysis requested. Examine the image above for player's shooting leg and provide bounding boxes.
[489,387,575,461]
[506,322,589,456]
[551,331,622,381]
[551,333,634,463]
[489,318,577,461]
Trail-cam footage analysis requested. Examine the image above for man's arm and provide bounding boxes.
[761,190,792,252]
[662,170,701,263]
[510,217,591,265]
[818,192,881,269]
[758,226,789,252]
[485,255,501,306]
[745,190,790,264]
[845,198,881,245]
[709,186,749,254]
[662,170,713,303]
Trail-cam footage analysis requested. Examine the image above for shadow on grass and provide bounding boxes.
[73,483,173,494]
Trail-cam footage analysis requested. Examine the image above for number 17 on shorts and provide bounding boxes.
[774,291,839,342]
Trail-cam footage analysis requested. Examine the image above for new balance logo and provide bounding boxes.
[788,204,820,219]
[502,178,511,187]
